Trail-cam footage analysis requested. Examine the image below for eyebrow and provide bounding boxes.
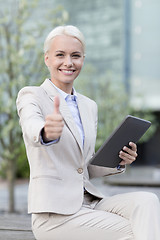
[55,50,82,55]
[55,50,64,53]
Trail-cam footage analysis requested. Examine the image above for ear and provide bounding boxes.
[82,54,85,66]
[44,52,50,67]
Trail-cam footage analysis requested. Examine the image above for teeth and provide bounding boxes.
[62,70,73,73]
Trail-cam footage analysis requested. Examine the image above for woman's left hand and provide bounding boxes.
[119,142,138,166]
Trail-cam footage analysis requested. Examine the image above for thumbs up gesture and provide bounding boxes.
[43,96,64,142]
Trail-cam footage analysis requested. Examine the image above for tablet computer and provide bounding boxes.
[91,115,151,168]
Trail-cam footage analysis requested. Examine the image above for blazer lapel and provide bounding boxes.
[41,79,83,154]
[77,94,90,157]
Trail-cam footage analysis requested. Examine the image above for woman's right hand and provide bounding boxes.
[43,96,64,142]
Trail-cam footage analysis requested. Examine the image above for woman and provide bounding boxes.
[16,25,160,240]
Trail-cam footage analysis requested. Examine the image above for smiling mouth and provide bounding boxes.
[59,69,76,74]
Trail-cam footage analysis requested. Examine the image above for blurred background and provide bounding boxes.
[0,0,160,213]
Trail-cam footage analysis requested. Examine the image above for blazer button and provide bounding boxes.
[77,168,83,174]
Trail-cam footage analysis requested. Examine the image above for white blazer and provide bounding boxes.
[16,79,123,214]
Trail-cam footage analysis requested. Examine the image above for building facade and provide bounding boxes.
[129,0,160,111]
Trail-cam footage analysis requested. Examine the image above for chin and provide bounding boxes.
[61,79,75,84]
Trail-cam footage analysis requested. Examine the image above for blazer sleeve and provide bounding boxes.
[88,164,125,179]
[16,87,45,147]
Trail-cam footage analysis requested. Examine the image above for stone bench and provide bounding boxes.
[0,214,35,240]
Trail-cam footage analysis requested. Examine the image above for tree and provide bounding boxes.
[0,0,68,212]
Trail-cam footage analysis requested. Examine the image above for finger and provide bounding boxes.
[120,150,137,161]
[45,120,64,129]
[45,114,63,123]
[119,156,135,166]
[45,126,63,135]
[129,142,137,151]
[119,160,126,166]
[122,146,138,158]
[119,159,133,166]
[53,96,60,114]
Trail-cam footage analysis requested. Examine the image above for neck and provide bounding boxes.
[50,79,73,94]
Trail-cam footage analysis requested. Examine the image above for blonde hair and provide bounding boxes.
[44,25,85,54]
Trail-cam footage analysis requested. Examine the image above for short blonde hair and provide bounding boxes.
[44,25,85,54]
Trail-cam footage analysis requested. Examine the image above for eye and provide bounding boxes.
[56,53,64,57]
[72,54,81,58]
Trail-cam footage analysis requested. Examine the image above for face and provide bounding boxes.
[45,35,85,93]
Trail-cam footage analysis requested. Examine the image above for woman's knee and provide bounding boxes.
[132,191,159,208]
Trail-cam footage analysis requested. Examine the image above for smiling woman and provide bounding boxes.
[44,34,85,93]
[16,25,160,240]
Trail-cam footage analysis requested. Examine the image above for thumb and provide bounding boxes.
[53,96,60,114]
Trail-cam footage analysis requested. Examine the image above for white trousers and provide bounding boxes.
[32,191,160,240]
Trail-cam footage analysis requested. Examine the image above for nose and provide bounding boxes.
[64,56,73,67]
